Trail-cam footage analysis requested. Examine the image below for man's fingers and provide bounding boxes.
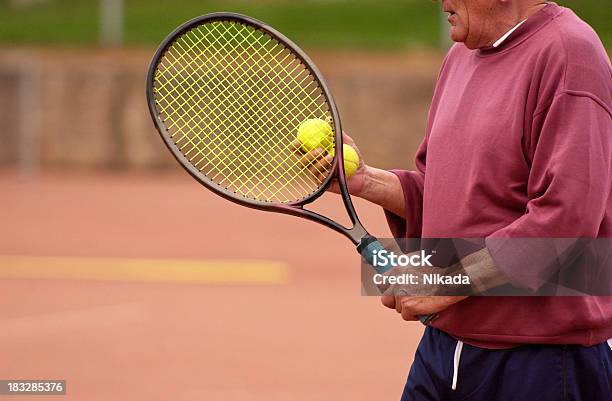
[395,296,402,314]
[400,296,467,316]
[400,307,419,321]
[312,157,332,180]
[384,296,468,322]
[290,140,301,152]
[297,149,334,181]
[298,148,322,164]
[381,296,423,321]
[381,296,396,309]
[398,297,435,316]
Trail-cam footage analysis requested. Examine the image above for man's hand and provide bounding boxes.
[292,132,368,196]
[381,296,467,321]
[291,131,407,216]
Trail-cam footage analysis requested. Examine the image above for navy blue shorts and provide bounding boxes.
[401,327,612,401]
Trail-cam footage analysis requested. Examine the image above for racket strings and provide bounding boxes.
[153,20,335,203]
[158,30,326,201]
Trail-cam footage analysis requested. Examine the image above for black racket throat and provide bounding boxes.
[279,184,371,247]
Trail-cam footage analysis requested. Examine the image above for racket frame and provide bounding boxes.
[146,12,368,246]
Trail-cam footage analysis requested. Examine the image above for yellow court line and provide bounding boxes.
[0,256,288,285]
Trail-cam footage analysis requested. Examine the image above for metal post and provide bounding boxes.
[99,0,124,46]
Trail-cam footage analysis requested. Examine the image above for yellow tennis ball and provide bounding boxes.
[296,118,333,152]
[330,144,360,179]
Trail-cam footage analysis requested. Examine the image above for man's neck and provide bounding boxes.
[518,1,549,21]
[485,1,549,47]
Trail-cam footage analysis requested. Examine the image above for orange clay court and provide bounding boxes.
[0,169,423,401]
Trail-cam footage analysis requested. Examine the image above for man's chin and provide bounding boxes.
[449,28,467,45]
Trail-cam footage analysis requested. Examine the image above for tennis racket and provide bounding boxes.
[146,12,437,325]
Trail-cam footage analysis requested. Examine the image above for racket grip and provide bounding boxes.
[357,236,392,274]
[357,235,438,326]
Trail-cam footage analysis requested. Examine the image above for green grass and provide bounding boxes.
[125,0,440,49]
[0,0,609,49]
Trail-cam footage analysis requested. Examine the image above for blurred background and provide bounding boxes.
[0,1,609,400]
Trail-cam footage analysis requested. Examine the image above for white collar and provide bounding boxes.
[492,19,527,48]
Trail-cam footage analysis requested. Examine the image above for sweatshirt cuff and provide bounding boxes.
[484,236,562,291]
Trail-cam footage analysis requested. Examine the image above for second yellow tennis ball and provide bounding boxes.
[297,118,333,152]
[330,144,360,179]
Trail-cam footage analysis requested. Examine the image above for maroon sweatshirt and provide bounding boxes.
[386,2,612,348]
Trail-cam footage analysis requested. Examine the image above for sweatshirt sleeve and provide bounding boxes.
[384,137,427,238]
[486,92,612,290]
[383,49,455,239]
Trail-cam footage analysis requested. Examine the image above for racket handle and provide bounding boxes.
[357,236,393,274]
[357,235,439,326]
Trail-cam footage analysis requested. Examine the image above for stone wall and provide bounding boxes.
[0,48,443,171]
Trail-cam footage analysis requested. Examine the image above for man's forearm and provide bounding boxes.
[359,167,406,218]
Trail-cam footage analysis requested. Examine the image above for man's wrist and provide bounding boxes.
[359,166,395,199]
[359,167,405,217]
[357,165,377,199]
